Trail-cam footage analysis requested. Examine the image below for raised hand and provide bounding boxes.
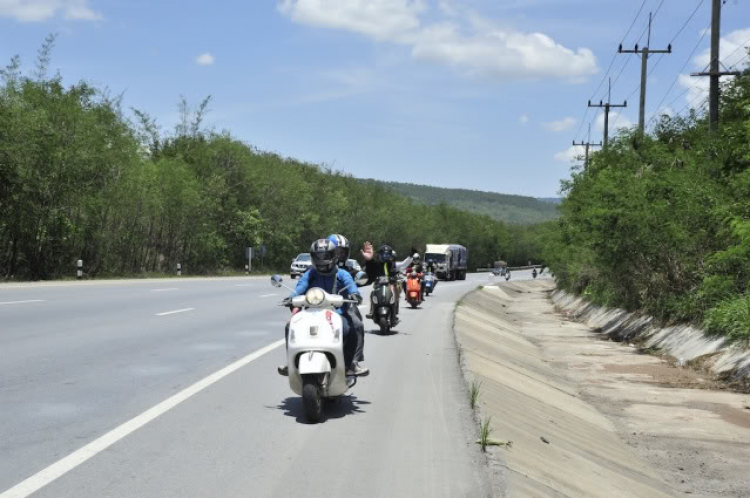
[361,241,374,261]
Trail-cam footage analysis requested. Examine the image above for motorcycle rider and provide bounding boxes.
[327,234,367,371]
[361,242,415,325]
[404,253,426,299]
[277,239,369,377]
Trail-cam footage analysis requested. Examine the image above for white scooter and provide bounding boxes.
[271,273,366,423]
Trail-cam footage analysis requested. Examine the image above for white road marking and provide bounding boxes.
[0,300,45,306]
[259,293,278,298]
[0,339,285,498]
[155,308,194,316]
[150,288,178,292]
[235,284,255,287]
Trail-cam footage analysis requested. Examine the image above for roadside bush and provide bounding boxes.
[544,54,750,340]
[704,294,750,341]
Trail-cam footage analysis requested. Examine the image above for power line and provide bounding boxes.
[573,0,650,140]
[647,21,712,127]
[721,34,750,65]
[632,0,667,46]
[730,53,749,70]
[669,0,705,44]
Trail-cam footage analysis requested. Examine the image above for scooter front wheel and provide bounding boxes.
[302,376,323,423]
[379,316,390,335]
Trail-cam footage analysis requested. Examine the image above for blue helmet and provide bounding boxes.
[327,234,350,263]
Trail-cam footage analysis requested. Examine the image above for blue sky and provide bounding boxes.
[1,0,749,197]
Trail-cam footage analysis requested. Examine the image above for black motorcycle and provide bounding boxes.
[371,276,398,334]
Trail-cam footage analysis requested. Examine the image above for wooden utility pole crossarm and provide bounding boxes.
[588,84,627,150]
[618,12,671,135]
[572,139,602,171]
[691,0,742,132]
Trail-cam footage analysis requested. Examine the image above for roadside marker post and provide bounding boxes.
[246,247,253,274]
[177,263,182,276]
[76,260,83,280]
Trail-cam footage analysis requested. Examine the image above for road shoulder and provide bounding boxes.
[454,281,680,498]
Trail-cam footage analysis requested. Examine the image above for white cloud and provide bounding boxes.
[694,28,750,70]
[277,0,599,82]
[196,53,216,66]
[543,117,576,132]
[596,111,632,132]
[278,0,425,42]
[554,145,585,164]
[0,0,101,22]
[410,21,598,82]
[677,73,709,109]
[519,114,529,125]
[437,0,457,17]
[674,28,749,111]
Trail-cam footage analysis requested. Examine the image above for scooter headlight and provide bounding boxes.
[305,288,326,307]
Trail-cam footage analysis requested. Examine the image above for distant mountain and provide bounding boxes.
[537,197,563,205]
[360,180,559,224]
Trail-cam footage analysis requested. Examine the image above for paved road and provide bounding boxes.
[0,271,527,498]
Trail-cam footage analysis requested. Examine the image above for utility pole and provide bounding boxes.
[588,79,627,149]
[572,124,602,171]
[691,0,741,133]
[619,12,672,135]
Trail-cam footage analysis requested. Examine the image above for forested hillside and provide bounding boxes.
[360,180,559,224]
[0,43,543,280]
[543,63,750,340]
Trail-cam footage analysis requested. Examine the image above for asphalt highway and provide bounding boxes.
[0,271,540,498]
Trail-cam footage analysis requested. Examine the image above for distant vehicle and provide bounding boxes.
[290,253,312,279]
[492,260,508,276]
[425,244,468,281]
[423,271,436,296]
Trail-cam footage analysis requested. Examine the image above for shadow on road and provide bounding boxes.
[364,329,411,336]
[274,395,370,424]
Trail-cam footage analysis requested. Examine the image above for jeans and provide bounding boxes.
[285,310,357,369]
[347,306,365,362]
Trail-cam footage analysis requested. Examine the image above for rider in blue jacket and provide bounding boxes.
[277,239,368,377]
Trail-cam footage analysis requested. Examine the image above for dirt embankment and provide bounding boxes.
[454,281,750,498]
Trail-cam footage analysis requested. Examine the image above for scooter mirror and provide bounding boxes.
[270,274,283,288]
[354,271,368,287]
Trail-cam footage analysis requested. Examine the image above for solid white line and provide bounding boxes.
[0,300,45,306]
[155,308,194,316]
[0,339,285,498]
[259,293,278,298]
[150,288,178,292]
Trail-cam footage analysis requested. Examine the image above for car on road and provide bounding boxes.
[290,253,312,279]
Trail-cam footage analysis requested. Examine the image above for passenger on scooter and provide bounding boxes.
[277,239,369,378]
[404,253,426,298]
[327,234,367,372]
[361,242,415,325]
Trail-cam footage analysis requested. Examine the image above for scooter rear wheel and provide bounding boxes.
[302,376,322,423]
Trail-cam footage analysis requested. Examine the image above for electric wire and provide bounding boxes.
[647,21,711,127]
[573,0,649,140]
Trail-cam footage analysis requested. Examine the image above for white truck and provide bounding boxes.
[424,244,468,281]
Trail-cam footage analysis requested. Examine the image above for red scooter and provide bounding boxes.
[405,271,423,308]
